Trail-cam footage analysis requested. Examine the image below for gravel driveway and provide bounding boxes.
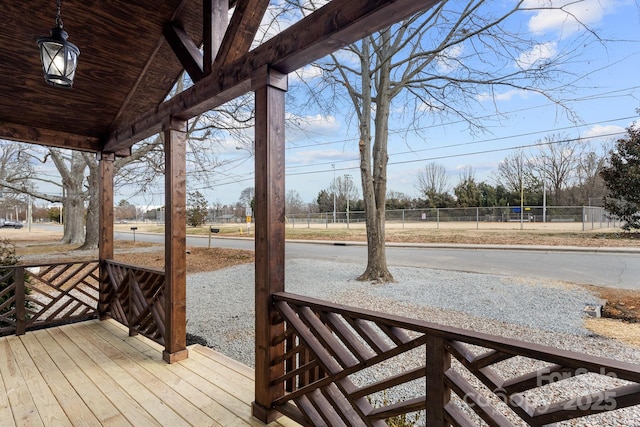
[186,259,640,426]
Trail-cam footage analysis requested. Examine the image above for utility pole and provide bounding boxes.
[345,174,351,229]
[542,179,547,223]
[332,163,336,224]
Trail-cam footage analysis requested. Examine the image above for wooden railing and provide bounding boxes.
[271,292,640,426]
[102,260,166,345]
[0,261,99,336]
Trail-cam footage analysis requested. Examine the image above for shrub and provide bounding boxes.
[0,239,20,329]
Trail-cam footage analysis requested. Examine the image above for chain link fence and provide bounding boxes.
[285,206,619,231]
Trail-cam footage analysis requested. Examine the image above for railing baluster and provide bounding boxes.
[426,335,451,427]
[15,267,25,336]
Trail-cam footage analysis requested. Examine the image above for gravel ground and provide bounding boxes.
[186,259,640,427]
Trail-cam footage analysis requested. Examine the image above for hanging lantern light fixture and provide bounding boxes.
[37,0,80,88]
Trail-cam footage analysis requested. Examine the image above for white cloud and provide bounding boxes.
[290,65,324,82]
[516,42,557,69]
[582,124,625,140]
[288,149,357,165]
[476,88,537,103]
[524,0,618,35]
[286,113,342,144]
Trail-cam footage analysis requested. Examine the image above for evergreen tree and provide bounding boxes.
[186,191,208,227]
[600,124,640,231]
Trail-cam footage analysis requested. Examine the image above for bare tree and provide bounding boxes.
[330,174,360,212]
[417,162,450,207]
[5,76,253,249]
[494,150,535,195]
[531,134,583,205]
[573,144,609,205]
[239,187,255,208]
[292,0,600,282]
[0,141,35,220]
[285,190,305,214]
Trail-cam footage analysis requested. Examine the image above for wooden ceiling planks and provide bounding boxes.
[0,0,189,149]
[0,0,441,154]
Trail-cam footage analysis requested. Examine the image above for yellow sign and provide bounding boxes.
[246,216,252,223]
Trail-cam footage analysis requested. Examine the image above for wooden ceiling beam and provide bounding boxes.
[203,0,229,75]
[0,122,101,152]
[163,22,205,83]
[214,0,270,68]
[104,0,440,152]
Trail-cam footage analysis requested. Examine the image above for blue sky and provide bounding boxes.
[110,0,640,209]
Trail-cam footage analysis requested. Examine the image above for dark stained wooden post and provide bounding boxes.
[98,152,115,319]
[15,267,26,335]
[252,67,288,423]
[163,117,189,364]
[426,335,451,426]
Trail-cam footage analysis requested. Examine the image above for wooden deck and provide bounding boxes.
[0,319,300,427]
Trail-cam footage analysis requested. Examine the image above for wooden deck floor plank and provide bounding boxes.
[90,322,251,426]
[101,319,165,356]
[186,350,256,398]
[0,354,16,427]
[20,332,104,426]
[58,323,193,427]
[96,320,299,427]
[4,335,67,425]
[93,321,267,426]
[1,320,301,427]
[192,344,256,379]
[184,345,300,427]
[33,329,131,427]
[69,325,219,426]
[173,354,297,427]
[87,321,252,426]
[0,337,44,426]
[46,326,163,426]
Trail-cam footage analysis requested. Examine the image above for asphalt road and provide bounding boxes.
[114,231,640,290]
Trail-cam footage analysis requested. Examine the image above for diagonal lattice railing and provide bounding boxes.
[271,292,640,427]
[0,261,99,336]
[103,260,166,345]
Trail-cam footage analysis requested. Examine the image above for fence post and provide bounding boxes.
[307,212,310,228]
[436,208,440,229]
[15,267,26,336]
[582,206,586,232]
[476,207,479,230]
[426,335,450,426]
[402,209,405,229]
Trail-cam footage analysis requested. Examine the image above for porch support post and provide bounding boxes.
[252,67,288,423]
[163,117,189,364]
[98,152,115,319]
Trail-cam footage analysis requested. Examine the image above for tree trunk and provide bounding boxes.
[356,35,394,283]
[61,192,85,245]
[52,150,87,246]
[79,154,99,250]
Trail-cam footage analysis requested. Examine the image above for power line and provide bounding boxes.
[284,86,640,150]
[282,115,635,172]
[210,130,626,186]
